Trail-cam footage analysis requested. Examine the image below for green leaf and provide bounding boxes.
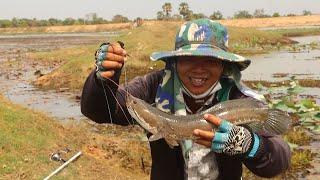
[273,102,297,113]
[313,125,320,134]
[300,99,316,109]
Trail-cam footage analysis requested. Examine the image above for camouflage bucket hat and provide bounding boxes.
[150,18,251,71]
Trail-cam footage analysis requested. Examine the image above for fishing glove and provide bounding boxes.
[95,41,125,81]
[211,120,260,158]
[95,42,110,80]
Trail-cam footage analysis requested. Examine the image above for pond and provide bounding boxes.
[0,32,116,120]
[243,35,320,81]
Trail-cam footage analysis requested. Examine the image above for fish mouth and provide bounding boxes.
[189,76,208,87]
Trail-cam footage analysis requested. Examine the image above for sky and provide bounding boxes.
[1,0,319,20]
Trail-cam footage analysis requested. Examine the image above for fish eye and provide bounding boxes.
[133,100,137,104]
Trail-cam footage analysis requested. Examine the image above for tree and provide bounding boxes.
[76,18,85,25]
[210,11,223,20]
[63,18,76,25]
[172,14,183,21]
[134,17,143,27]
[48,18,60,26]
[11,17,18,27]
[162,2,172,19]
[112,15,129,23]
[286,13,296,17]
[303,10,312,16]
[233,10,253,19]
[38,19,49,26]
[157,11,165,20]
[253,9,269,18]
[0,20,12,28]
[192,13,207,20]
[185,10,194,21]
[179,2,189,20]
[272,12,280,17]
[85,13,96,24]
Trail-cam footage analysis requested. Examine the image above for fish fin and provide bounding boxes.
[204,98,265,114]
[148,134,163,141]
[263,109,292,135]
[246,121,264,132]
[164,138,179,148]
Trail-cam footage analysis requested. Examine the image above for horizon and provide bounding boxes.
[1,0,320,20]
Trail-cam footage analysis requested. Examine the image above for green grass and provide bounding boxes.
[0,95,66,178]
[268,28,320,37]
[0,95,150,179]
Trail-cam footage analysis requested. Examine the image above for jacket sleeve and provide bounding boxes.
[230,85,291,177]
[243,131,291,178]
[80,69,163,125]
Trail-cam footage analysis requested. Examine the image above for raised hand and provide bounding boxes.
[95,42,127,80]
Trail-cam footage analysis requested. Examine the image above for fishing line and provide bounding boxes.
[105,83,134,126]
[100,78,113,124]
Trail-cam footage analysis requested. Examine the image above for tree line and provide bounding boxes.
[0,13,130,28]
[0,3,313,28]
[157,2,313,20]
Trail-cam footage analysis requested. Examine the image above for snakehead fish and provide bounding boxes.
[126,94,291,147]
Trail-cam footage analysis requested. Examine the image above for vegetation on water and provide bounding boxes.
[243,77,319,179]
[255,77,320,134]
[0,94,150,179]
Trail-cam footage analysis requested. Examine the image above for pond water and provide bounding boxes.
[0,32,116,120]
[242,35,320,81]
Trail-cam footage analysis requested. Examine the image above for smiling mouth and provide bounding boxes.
[189,77,207,87]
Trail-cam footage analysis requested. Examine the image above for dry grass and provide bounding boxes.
[0,23,132,34]
[219,15,320,28]
[1,15,319,35]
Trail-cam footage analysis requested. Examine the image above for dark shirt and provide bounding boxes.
[81,70,291,180]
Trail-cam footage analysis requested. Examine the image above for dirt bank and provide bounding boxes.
[219,15,320,28]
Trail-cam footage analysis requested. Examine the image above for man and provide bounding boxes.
[81,19,291,180]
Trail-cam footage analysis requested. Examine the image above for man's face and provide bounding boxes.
[176,56,223,95]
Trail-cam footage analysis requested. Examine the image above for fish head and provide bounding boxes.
[126,93,159,134]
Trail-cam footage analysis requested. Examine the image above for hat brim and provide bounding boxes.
[150,47,251,71]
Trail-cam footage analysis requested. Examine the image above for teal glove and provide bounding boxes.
[95,43,110,80]
[211,120,260,158]
[94,41,125,81]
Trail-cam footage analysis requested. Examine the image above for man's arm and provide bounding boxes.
[243,131,291,178]
[81,69,163,125]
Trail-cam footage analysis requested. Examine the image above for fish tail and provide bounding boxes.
[263,109,291,135]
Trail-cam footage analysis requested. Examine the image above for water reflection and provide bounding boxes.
[243,35,320,81]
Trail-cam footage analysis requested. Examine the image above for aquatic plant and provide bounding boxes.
[260,76,320,134]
